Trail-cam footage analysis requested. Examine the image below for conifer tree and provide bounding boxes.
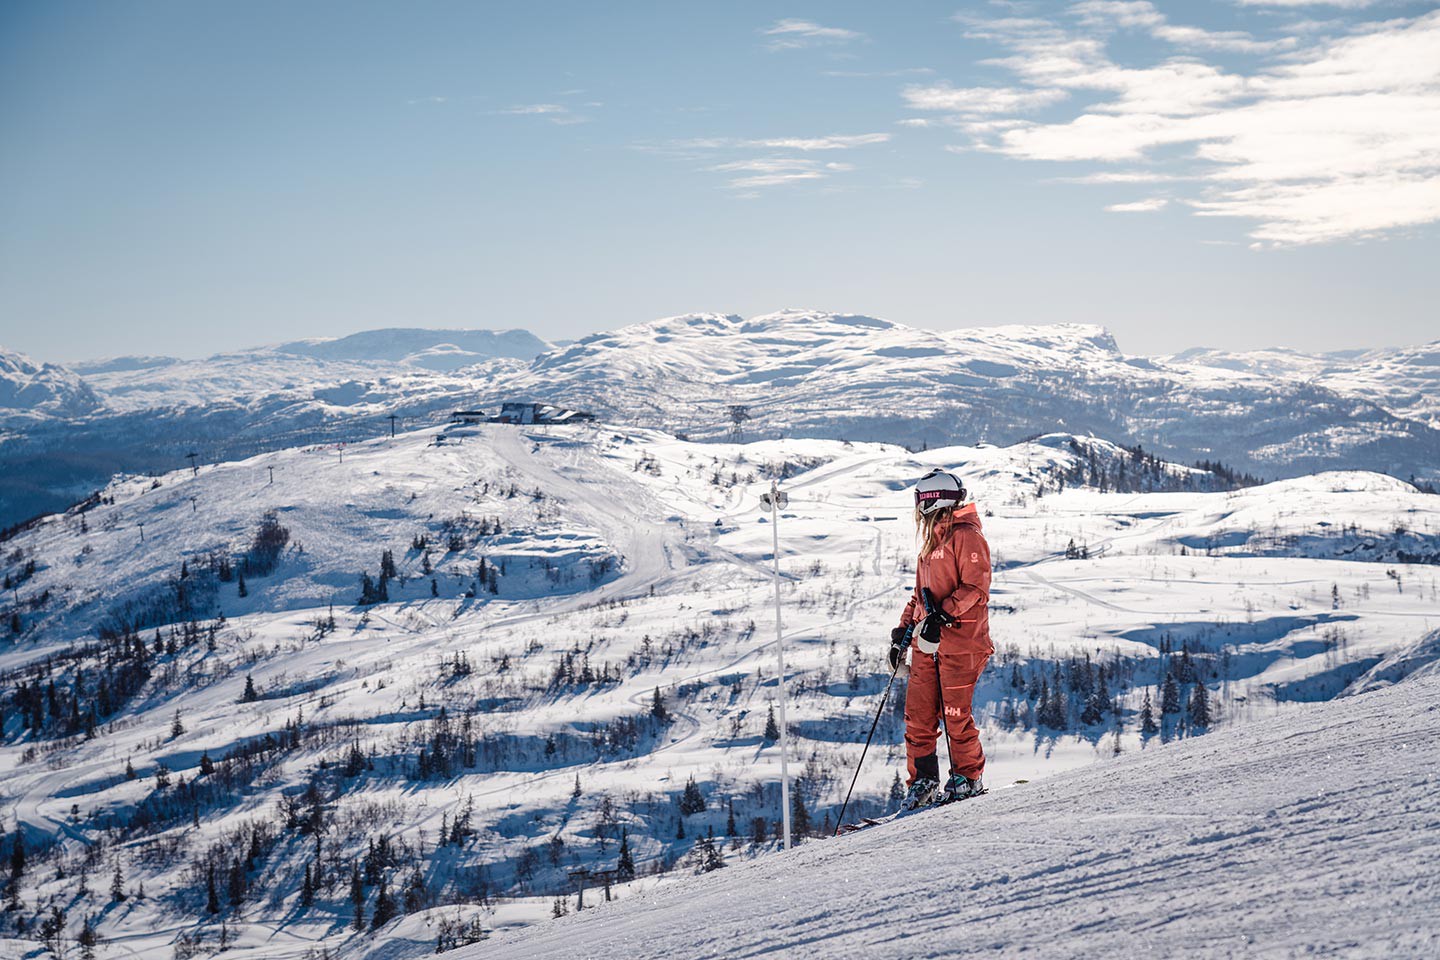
[888,771,906,808]
[237,572,248,598]
[617,829,635,881]
[1037,680,1068,729]
[10,825,25,882]
[403,868,428,914]
[679,776,705,815]
[699,826,725,873]
[763,704,780,741]
[371,877,396,929]
[791,790,812,840]
[78,915,98,960]
[649,687,668,722]
[300,862,314,908]
[1190,683,1213,728]
[227,858,245,906]
[170,710,184,738]
[241,674,258,703]
[206,865,220,914]
[350,862,365,931]
[111,862,126,902]
[1140,691,1159,736]
[1161,672,1182,714]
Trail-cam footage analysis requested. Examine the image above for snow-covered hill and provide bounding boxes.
[77,327,550,412]
[0,328,548,529]
[1172,338,1440,430]
[468,666,1440,960]
[0,349,105,420]
[0,421,1435,958]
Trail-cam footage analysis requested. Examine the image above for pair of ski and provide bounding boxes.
[835,785,989,835]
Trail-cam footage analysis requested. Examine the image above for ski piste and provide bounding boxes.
[835,786,991,836]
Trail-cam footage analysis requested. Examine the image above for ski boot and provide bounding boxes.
[939,773,985,804]
[899,777,939,811]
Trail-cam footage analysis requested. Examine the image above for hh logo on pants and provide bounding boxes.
[944,704,969,718]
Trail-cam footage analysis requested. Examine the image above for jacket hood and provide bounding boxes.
[939,502,982,531]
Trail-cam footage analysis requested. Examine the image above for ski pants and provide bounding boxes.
[905,649,989,783]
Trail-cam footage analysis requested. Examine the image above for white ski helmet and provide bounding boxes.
[914,469,966,515]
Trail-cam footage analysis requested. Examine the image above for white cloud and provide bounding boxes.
[708,158,830,188]
[761,18,866,51]
[902,82,1069,114]
[499,103,592,125]
[1106,197,1170,212]
[687,132,890,189]
[1060,171,1191,183]
[1232,0,1381,7]
[928,7,1440,245]
[744,133,891,150]
[500,104,568,115]
[1070,0,1292,52]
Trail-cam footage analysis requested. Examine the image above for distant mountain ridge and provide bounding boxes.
[469,310,1440,483]
[1,314,1437,529]
[0,348,105,420]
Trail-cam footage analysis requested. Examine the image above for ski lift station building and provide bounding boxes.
[490,402,595,425]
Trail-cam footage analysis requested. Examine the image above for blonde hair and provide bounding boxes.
[915,504,954,556]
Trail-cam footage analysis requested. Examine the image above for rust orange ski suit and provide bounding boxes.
[897,503,993,783]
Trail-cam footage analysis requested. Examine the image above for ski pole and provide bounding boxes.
[834,624,912,835]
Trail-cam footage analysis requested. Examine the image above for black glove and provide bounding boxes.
[917,610,953,647]
[888,625,909,670]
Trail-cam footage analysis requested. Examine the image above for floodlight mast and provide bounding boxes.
[764,478,793,850]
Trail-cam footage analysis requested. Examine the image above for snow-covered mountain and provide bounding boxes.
[0,348,105,420]
[0,329,548,529]
[3,310,1438,554]
[474,310,1440,484]
[76,327,550,412]
[1171,339,1440,430]
[0,420,1436,958]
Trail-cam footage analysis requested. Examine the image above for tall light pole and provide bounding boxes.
[761,478,792,850]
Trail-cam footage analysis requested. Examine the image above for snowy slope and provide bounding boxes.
[468,669,1440,960]
[0,348,105,420]
[1,421,1437,958]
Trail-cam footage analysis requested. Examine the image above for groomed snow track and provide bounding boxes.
[468,672,1440,960]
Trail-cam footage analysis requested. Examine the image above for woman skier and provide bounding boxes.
[889,468,993,809]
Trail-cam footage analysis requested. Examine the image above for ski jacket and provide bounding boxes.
[899,503,993,655]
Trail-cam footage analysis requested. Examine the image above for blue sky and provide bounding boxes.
[1,0,1438,361]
